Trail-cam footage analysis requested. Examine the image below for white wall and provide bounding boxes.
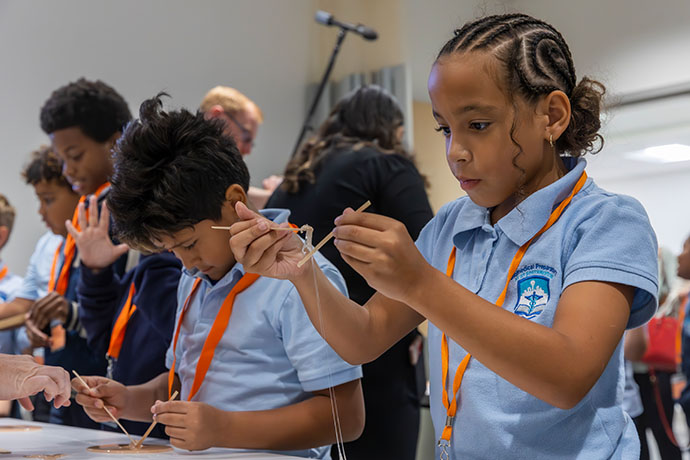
[595,170,690,256]
[0,0,316,274]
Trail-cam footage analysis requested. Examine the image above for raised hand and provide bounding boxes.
[65,196,129,270]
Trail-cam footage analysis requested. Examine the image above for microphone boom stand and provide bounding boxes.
[290,28,348,159]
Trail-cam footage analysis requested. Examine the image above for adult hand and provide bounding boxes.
[65,197,128,270]
[152,400,225,450]
[0,354,71,410]
[332,209,433,304]
[229,201,306,280]
[72,376,128,422]
[261,175,283,193]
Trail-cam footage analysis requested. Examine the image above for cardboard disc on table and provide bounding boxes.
[0,425,41,432]
[87,444,172,454]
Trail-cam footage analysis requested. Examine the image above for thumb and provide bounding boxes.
[235,201,259,221]
[113,244,129,257]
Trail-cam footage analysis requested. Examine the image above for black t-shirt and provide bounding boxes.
[267,145,433,305]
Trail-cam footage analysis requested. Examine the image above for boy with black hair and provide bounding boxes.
[21,79,135,428]
[73,95,364,458]
[37,79,181,438]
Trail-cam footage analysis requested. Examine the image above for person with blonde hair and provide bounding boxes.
[200,86,280,208]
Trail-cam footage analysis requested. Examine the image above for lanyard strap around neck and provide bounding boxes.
[49,182,111,295]
[0,266,8,282]
[168,272,260,400]
[107,282,137,360]
[439,171,588,446]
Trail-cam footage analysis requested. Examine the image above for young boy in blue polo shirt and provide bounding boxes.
[72,95,364,458]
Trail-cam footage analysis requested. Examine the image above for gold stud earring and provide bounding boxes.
[549,134,554,148]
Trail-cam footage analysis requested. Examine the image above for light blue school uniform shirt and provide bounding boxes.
[14,231,63,301]
[166,208,362,460]
[416,159,658,460]
[0,260,28,354]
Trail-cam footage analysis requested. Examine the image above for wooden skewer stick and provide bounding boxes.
[133,390,179,449]
[297,200,371,268]
[72,371,136,447]
[0,313,26,331]
[211,225,301,232]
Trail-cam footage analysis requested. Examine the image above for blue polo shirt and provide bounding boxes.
[0,260,27,355]
[416,159,658,459]
[14,231,63,301]
[165,208,362,459]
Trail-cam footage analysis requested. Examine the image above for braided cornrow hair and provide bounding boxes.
[437,13,605,157]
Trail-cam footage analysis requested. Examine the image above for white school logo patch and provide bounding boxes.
[512,264,557,320]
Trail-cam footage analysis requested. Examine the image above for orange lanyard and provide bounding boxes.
[48,182,111,295]
[168,272,260,400]
[439,171,587,450]
[0,266,8,283]
[107,282,137,360]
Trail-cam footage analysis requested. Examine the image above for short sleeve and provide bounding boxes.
[277,261,362,392]
[15,234,58,301]
[563,195,658,329]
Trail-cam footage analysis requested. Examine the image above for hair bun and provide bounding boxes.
[558,77,606,156]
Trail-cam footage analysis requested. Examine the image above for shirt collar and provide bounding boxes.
[451,157,588,247]
[182,208,292,286]
[496,157,588,247]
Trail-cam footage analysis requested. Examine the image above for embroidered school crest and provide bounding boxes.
[512,264,557,319]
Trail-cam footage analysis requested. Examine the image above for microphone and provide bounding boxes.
[315,10,378,41]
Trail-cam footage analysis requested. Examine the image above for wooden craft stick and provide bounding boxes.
[133,390,179,449]
[0,313,25,331]
[297,200,371,268]
[211,225,301,232]
[72,371,136,447]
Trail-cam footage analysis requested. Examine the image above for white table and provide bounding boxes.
[0,418,302,459]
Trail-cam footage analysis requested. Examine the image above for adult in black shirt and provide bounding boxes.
[267,85,433,460]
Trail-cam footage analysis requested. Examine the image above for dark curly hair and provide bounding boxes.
[21,145,72,190]
[107,93,250,251]
[40,78,132,141]
[437,13,605,157]
[282,85,421,193]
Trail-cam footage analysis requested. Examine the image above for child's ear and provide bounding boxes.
[542,90,571,144]
[224,184,248,210]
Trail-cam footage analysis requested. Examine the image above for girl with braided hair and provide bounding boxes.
[230,13,659,459]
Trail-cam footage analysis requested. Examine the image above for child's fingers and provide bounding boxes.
[332,224,383,248]
[234,200,260,221]
[154,412,187,429]
[152,400,189,416]
[65,219,80,240]
[334,238,379,264]
[24,318,49,346]
[99,200,110,230]
[335,209,394,231]
[88,196,99,228]
[167,432,188,450]
[76,202,87,231]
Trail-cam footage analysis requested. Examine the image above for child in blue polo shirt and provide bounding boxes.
[72,95,363,458]
[230,13,659,460]
[0,194,26,364]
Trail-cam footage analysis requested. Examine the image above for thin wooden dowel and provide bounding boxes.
[297,200,371,268]
[0,313,25,331]
[72,371,136,447]
[133,390,179,449]
[211,225,300,232]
